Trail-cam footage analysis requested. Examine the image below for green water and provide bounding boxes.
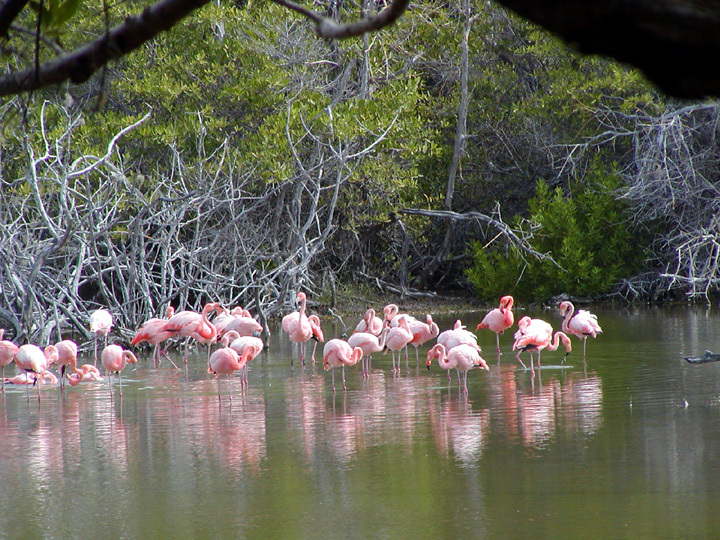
[2,305,720,539]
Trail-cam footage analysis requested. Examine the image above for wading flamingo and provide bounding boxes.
[15,344,53,401]
[559,301,602,359]
[426,343,489,394]
[353,308,383,336]
[513,316,572,372]
[0,329,19,393]
[101,344,138,399]
[222,314,263,338]
[282,292,324,365]
[130,306,179,369]
[89,309,113,366]
[67,364,103,386]
[476,295,515,354]
[45,339,82,390]
[437,320,482,353]
[228,334,264,385]
[322,339,363,392]
[208,331,254,401]
[384,315,414,373]
[161,302,222,363]
[347,326,391,375]
[406,314,440,367]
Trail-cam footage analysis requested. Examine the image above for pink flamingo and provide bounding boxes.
[45,339,82,389]
[89,308,113,366]
[161,302,222,363]
[559,301,602,359]
[476,295,515,354]
[406,314,440,367]
[383,304,418,328]
[426,343,488,393]
[513,316,572,372]
[353,308,383,336]
[101,344,138,398]
[282,292,322,366]
[208,331,254,401]
[222,315,263,338]
[322,339,363,392]
[384,315,414,373]
[130,306,179,369]
[0,329,19,393]
[5,371,58,385]
[437,320,482,353]
[228,334,264,385]
[347,326,391,375]
[15,344,53,400]
[67,364,103,386]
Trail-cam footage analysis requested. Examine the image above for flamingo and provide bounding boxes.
[322,339,363,392]
[45,339,82,389]
[0,329,19,393]
[437,320,482,353]
[161,302,222,363]
[513,316,572,372]
[406,314,440,367]
[353,308,383,336]
[282,292,320,366]
[384,315,414,373]
[89,308,113,366]
[130,306,179,369]
[228,334,264,385]
[347,326,391,375]
[67,364,103,386]
[208,331,254,401]
[307,315,324,363]
[383,304,418,328]
[476,295,515,354]
[213,306,251,336]
[426,343,489,393]
[101,344,138,398]
[15,344,53,400]
[222,315,263,338]
[559,301,602,358]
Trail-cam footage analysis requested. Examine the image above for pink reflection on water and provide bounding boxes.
[492,367,603,450]
[429,393,490,465]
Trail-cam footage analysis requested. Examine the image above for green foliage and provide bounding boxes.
[466,166,642,302]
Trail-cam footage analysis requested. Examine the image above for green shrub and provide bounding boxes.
[466,167,642,302]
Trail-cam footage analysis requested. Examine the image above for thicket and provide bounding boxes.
[1,0,719,342]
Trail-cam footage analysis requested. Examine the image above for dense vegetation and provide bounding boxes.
[1,0,718,341]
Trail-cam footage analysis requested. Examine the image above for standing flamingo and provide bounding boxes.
[406,314,440,367]
[322,339,363,392]
[101,344,138,398]
[208,331,254,401]
[0,330,19,393]
[476,295,515,354]
[15,344,53,400]
[161,302,222,363]
[89,309,113,366]
[426,343,489,393]
[384,315,414,373]
[347,326,391,376]
[130,306,179,369]
[282,292,321,366]
[222,314,263,338]
[513,316,572,372]
[45,339,82,390]
[559,301,602,359]
[437,320,482,353]
[353,308,383,336]
[228,334,264,386]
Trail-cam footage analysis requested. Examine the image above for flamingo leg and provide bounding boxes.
[300,342,306,366]
[118,371,123,399]
[217,377,222,402]
[331,368,336,392]
[94,336,99,366]
[496,333,501,355]
[342,365,347,391]
[311,341,318,365]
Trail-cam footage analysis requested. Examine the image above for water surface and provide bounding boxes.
[2,305,720,539]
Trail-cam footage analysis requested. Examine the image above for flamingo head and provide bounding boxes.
[558,301,573,317]
[500,295,514,310]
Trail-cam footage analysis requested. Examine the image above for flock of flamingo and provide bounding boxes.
[0,292,602,401]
